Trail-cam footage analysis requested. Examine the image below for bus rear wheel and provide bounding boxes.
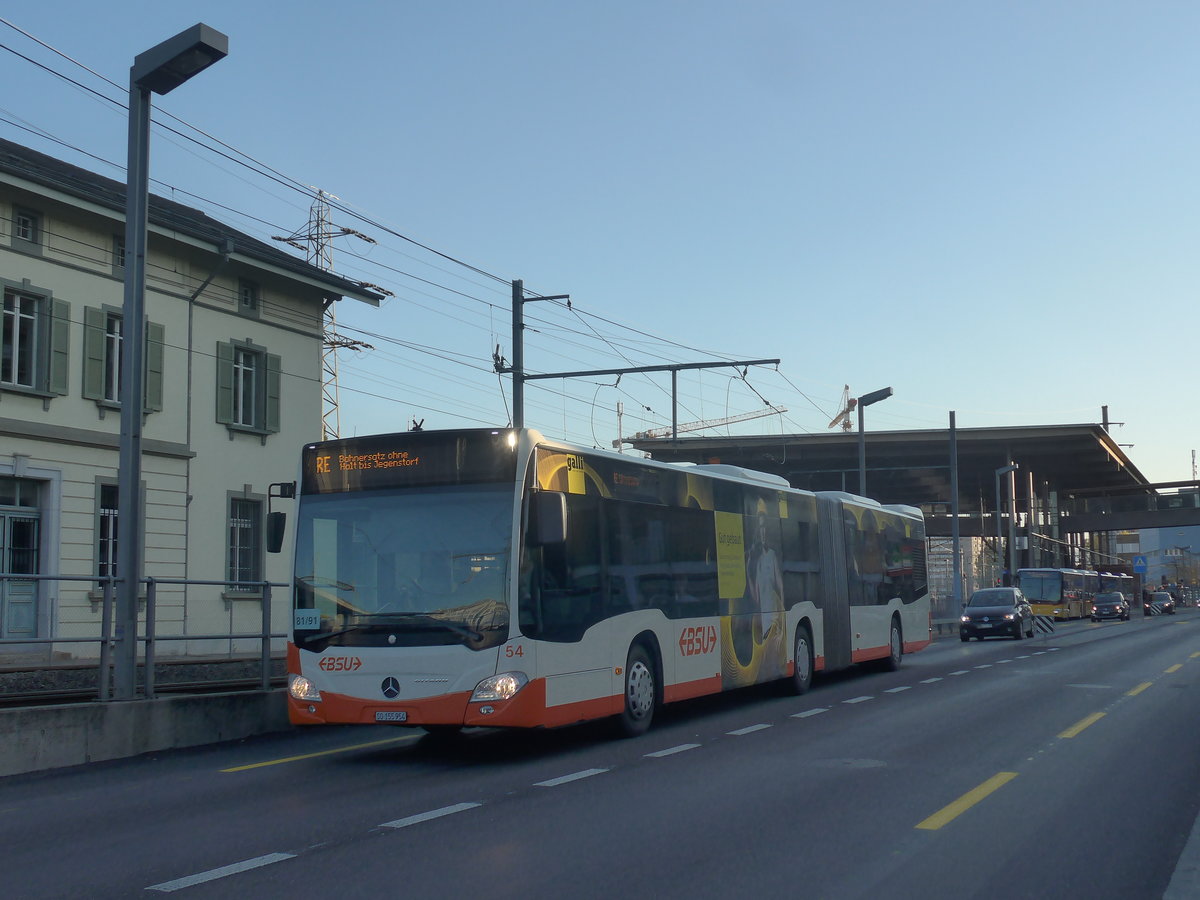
[791,625,814,695]
[881,618,902,671]
[618,644,657,737]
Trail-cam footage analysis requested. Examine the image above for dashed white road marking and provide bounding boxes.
[728,723,772,735]
[884,686,911,693]
[147,853,295,893]
[381,802,482,829]
[949,670,969,676]
[646,743,701,758]
[535,768,609,787]
[792,708,830,718]
[843,696,873,704]
[920,677,943,684]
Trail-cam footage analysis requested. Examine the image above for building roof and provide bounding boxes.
[0,136,381,305]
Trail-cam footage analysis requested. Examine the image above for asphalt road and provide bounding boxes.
[2,610,1199,899]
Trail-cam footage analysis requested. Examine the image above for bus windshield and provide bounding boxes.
[292,483,513,651]
[1016,571,1060,602]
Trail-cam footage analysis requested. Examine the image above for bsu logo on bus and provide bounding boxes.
[678,625,718,657]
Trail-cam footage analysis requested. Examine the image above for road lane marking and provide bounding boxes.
[1165,664,1183,673]
[949,670,969,676]
[915,772,1018,830]
[842,696,873,704]
[381,802,482,828]
[974,665,993,669]
[1127,682,1153,696]
[884,686,911,693]
[1058,712,1105,738]
[147,853,295,892]
[920,677,943,684]
[791,708,829,718]
[645,743,700,758]
[728,723,773,735]
[535,768,608,787]
[221,736,415,772]
[1190,652,1200,659]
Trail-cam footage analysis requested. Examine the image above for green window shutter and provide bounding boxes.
[47,299,70,395]
[82,306,106,400]
[143,321,164,413]
[215,341,234,424]
[264,352,281,433]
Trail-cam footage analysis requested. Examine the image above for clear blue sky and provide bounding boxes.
[3,1,1197,484]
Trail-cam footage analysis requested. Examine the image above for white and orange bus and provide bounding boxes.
[281,428,930,736]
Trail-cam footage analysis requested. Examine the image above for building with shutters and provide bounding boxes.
[0,138,380,663]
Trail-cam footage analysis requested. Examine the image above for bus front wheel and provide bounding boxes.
[618,644,657,737]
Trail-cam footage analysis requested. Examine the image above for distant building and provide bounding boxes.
[0,138,380,663]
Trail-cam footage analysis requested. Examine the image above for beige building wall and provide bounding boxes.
[0,146,373,663]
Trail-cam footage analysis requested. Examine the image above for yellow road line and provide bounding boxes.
[1190,652,1200,659]
[1058,711,1105,739]
[221,736,414,772]
[1165,664,1183,674]
[1127,682,1153,696]
[916,772,1018,831]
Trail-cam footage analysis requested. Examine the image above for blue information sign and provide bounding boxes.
[1133,555,1148,573]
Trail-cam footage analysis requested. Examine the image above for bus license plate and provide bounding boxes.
[375,711,407,722]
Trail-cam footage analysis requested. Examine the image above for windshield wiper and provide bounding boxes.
[355,612,483,642]
[296,574,356,591]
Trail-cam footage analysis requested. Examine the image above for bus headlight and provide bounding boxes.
[289,674,322,702]
[471,671,529,702]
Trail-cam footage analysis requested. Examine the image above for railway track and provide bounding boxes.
[0,675,287,709]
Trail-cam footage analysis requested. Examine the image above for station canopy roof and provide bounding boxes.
[626,423,1151,513]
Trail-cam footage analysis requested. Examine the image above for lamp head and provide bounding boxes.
[132,23,228,95]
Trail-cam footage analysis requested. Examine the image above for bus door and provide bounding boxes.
[816,495,852,670]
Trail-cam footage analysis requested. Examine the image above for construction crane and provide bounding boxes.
[828,385,857,432]
[618,406,787,444]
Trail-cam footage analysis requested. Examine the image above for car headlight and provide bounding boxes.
[960,615,970,623]
[1003,613,1015,620]
[471,671,529,702]
[289,673,321,702]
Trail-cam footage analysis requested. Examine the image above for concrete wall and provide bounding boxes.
[0,690,291,778]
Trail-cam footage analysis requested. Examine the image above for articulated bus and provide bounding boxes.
[1015,568,1100,620]
[282,428,930,736]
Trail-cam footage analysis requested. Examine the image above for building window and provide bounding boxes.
[97,483,119,580]
[216,339,280,434]
[1,291,37,388]
[1,286,68,396]
[238,279,259,317]
[227,497,262,592]
[233,347,257,426]
[82,307,163,411]
[12,208,41,249]
[104,314,122,402]
[112,235,125,271]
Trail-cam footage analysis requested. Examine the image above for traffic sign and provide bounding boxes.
[1133,555,1148,573]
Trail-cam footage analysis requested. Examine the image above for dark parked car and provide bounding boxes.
[1091,591,1130,622]
[1145,591,1177,615]
[961,587,1034,641]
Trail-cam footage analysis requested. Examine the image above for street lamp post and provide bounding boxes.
[856,386,893,496]
[115,24,228,700]
[994,463,1018,585]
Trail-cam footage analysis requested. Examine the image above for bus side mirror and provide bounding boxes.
[266,511,287,554]
[532,491,567,546]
